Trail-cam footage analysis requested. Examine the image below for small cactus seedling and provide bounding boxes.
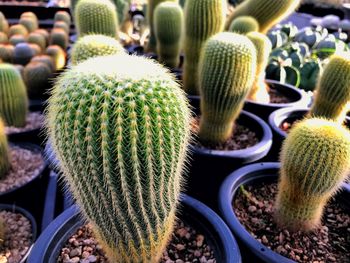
[54,11,71,26]
[46,45,66,70]
[229,16,259,34]
[28,32,46,51]
[49,28,69,50]
[47,54,191,262]
[225,0,301,33]
[70,34,124,65]
[24,62,52,99]
[75,0,119,38]
[276,118,350,231]
[8,24,28,38]
[0,63,28,127]
[154,1,183,68]
[19,17,38,33]
[0,44,14,63]
[14,43,35,65]
[198,32,256,143]
[309,54,350,123]
[0,118,10,179]
[183,0,226,95]
[246,32,272,103]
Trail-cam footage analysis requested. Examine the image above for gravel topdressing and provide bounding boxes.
[5,112,43,134]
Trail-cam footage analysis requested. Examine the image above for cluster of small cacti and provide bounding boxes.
[0,118,10,179]
[47,54,191,262]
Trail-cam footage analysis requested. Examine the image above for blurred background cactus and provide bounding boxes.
[198,32,256,144]
[46,45,66,70]
[47,54,191,262]
[229,16,259,34]
[23,62,52,99]
[14,43,35,66]
[183,0,226,95]
[0,64,28,127]
[49,28,69,50]
[154,1,183,68]
[0,119,10,179]
[276,118,350,231]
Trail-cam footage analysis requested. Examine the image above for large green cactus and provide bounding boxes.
[309,54,350,123]
[0,64,28,127]
[71,34,125,65]
[225,0,301,33]
[276,118,350,231]
[75,0,119,38]
[0,118,10,179]
[47,54,191,263]
[229,16,259,34]
[183,0,226,95]
[154,1,183,68]
[198,32,256,143]
[246,32,272,103]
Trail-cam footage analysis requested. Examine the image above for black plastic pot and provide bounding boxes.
[0,203,37,263]
[243,80,310,122]
[0,143,49,232]
[186,111,272,211]
[28,194,241,263]
[219,162,350,263]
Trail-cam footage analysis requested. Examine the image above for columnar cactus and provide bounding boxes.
[154,1,183,68]
[54,11,71,26]
[309,54,350,123]
[276,118,350,231]
[246,32,272,103]
[0,64,28,127]
[198,32,256,143]
[47,54,191,262]
[146,0,177,52]
[8,24,28,38]
[183,0,226,95]
[24,62,52,98]
[75,0,119,38]
[229,16,259,34]
[46,45,66,70]
[0,118,10,179]
[225,0,301,33]
[70,34,125,65]
[49,28,69,50]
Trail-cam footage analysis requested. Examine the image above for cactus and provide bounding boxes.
[0,118,10,179]
[146,0,177,52]
[110,0,131,25]
[24,62,52,99]
[47,54,191,262]
[246,32,272,103]
[14,43,35,65]
[0,64,28,127]
[9,34,26,46]
[229,16,259,34]
[71,34,124,65]
[75,0,119,38]
[34,29,49,46]
[19,17,38,33]
[28,43,42,56]
[54,11,71,26]
[225,0,301,34]
[198,32,256,143]
[20,12,38,25]
[28,32,46,51]
[0,32,7,44]
[0,12,9,33]
[70,0,80,19]
[0,44,14,63]
[46,45,66,70]
[309,54,350,123]
[183,0,226,95]
[31,55,56,72]
[49,28,69,50]
[276,118,350,231]
[53,21,70,35]
[8,24,28,38]
[154,1,183,68]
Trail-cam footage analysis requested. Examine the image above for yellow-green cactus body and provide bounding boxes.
[276,118,350,231]
[154,1,183,68]
[0,64,28,127]
[246,32,272,103]
[225,0,301,33]
[309,54,350,123]
[0,119,10,179]
[47,54,191,263]
[198,32,256,143]
[75,0,119,38]
[183,0,226,95]
[70,34,124,65]
[229,16,259,34]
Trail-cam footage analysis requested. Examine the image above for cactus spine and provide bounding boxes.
[75,0,119,38]
[183,0,226,95]
[0,119,10,179]
[246,32,272,103]
[154,1,183,68]
[309,54,350,123]
[276,118,350,231]
[225,0,301,33]
[229,16,259,34]
[0,64,28,127]
[198,32,256,143]
[71,34,124,65]
[47,54,191,262]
